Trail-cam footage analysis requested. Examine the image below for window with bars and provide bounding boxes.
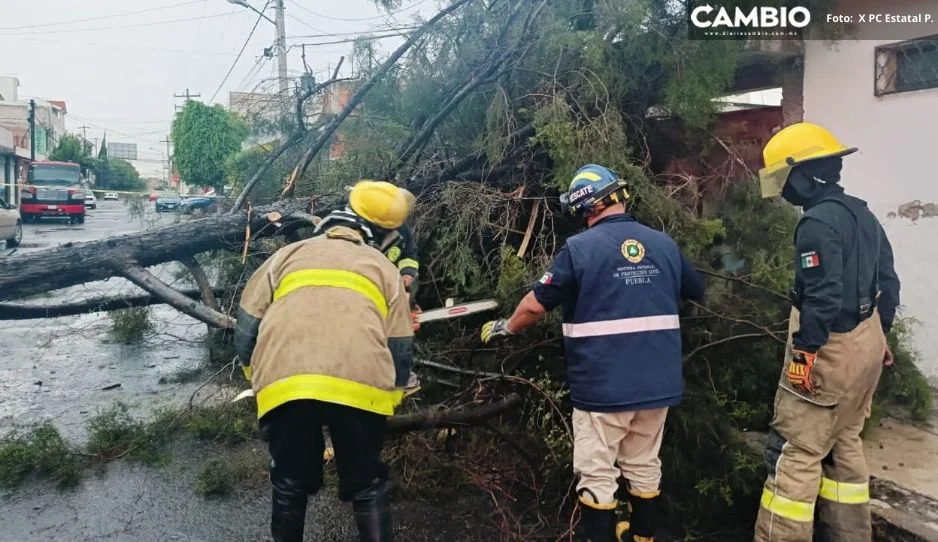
[875,35,938,96]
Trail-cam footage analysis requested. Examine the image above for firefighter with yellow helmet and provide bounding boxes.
[235,180,416,541]
[754,123,901,541]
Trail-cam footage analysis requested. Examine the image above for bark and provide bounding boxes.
[387,393,521,433]
[119,263,234,329]
[180,256,219,311]
[0,198,321,303]
[0,288,230,320]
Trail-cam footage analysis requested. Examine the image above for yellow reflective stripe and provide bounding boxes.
[760,488,815,522]
[578,496,618,510]
[819,478,870,504]
[573,171,603,183]
[256,374,404,418]
[273,269,388,319]
[397,258,419,271]
[628,488,661,499]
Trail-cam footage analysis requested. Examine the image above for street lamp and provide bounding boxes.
[226,0,288,95]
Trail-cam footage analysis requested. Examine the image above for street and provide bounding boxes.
[0,200,212,441]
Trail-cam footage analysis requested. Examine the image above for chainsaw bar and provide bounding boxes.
[417,299,499,323]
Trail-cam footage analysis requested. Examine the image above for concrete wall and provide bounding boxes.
[0,76,18,102]
[802,0,938,382]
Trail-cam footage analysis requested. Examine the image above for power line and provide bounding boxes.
[0,0,203,30]
[13,37,241,57]
[290,31,414,48]
[210,2,271,104]
[183,0,211,83]
[1,11,241,36]
[289,0,428,22]
[287,26,420,40]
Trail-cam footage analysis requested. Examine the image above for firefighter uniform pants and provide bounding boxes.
[572,407,669,505]
[755,310,886,542]
[260,399,389,501]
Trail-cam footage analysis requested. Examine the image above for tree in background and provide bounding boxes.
[49,134,96,177]
[171,101,247,191]
[94,158,144,191]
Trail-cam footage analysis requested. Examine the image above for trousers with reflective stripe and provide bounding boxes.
[755,309,885,542]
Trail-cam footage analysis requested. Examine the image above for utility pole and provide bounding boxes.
[174,89,201,111]
[28,99,36,161]
[78,125,89,149]
[275,0,288,95]
[160,135,176,191]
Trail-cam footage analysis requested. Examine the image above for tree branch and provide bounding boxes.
[683,332,772,362]
[229,57,350,213]
[180,256,219,311]
[695,267,790,302]
[290,0,476,183]
[118,262,234,329]
[387,393,521,433]
[0,288,231,320]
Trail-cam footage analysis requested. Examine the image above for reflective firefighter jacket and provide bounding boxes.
[532,214,705,412]
[234,226,414,419]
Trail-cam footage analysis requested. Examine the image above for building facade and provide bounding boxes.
[801,0,938,381]
[0,75,67,163]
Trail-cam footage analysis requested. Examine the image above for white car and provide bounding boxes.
[103,192,119,201]
[84,191,97,209]
[0,196,23,248]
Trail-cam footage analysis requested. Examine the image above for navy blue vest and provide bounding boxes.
[562,215,684,412]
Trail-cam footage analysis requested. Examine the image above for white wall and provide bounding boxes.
[803,8,938,382]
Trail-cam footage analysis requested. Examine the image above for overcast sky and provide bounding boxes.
[0,0,431,177]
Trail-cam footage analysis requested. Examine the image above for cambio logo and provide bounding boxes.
[691,4,811,29]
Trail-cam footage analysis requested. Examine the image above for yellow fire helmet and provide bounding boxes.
[758,122,857,198]
[348,180,415,230]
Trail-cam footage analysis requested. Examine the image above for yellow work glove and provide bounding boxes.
[480,319,514,345]
[787,349,816,393]
[242,365,253,381]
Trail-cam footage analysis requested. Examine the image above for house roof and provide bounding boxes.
[48,100,67,112]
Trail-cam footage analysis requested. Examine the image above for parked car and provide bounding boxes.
[178,196,218,215]
[0,196,23,248]
[84,191,97,209]
[103,192,119,201]
[155,194,183,213]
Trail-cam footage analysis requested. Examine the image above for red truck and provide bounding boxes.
[19,161,86,224]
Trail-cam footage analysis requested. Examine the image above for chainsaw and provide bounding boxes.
[231,298,499,402]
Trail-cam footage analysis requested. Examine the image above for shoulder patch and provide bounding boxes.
[800,251,820,269]
[539,272,553,285]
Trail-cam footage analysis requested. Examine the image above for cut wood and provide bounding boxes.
[387,393,521,433]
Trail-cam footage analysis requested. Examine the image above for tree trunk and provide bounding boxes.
[0,199,321,303]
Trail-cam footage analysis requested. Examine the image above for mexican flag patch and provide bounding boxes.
[800,251,820,269]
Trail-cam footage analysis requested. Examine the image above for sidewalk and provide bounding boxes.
[864,391,938,541]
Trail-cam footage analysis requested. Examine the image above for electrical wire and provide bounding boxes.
[209,1,272,104]
[0,0,204,30]
[0,11,242,36]
[13,37,240,57]
[183,0,211,83]
[287,26,420,40]
[290,31,414,48]
[289,0,428,22]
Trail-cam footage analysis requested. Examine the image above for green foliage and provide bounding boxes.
[171,100,247,190]
[94,158,145,191]
[195,447,266,497]
[108,307,151,343]
[49,134,96,174]
[0,423,85,488]
[86,402,164,463]
[873,319,934,423]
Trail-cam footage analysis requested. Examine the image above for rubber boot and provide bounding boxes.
[352,478,394,542]
[577,490,618,542]
[620,490,659,542]
[270,479,309,542]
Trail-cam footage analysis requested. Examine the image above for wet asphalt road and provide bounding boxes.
[0,202,488,541]
[0,200,213,441]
